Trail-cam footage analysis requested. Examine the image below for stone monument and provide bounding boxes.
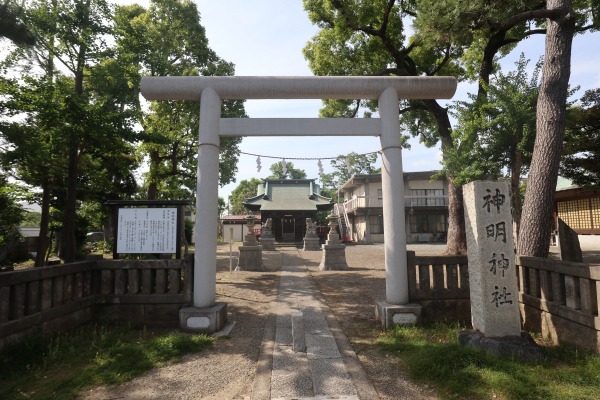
[259,218,276,250]
[461,180,542,361]
[319,213,348,270]
[303,217,320,251]
[236,214,264,271]
[556,218,583,262]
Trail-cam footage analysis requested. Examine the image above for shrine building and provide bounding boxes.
[243,179,334,242]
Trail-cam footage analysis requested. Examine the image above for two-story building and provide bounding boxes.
[336,171,449,243]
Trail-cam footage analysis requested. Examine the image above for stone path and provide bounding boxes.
[252,248,378,400]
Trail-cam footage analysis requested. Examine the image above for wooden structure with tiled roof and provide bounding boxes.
[243,179,334,242]
[554,179,600,235]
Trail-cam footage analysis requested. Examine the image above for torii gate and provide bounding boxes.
[140,76,457,332]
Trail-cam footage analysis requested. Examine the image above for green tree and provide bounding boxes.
[318,172,338,200]
[410,0,597,257]
[319,152,380,199]
[267,161,307,180]
[229,178,262,215]
[0,73,72,266]
[449,55,540,241]
[0,174,24,250]
[1,0,140,264]
[561,88,600,188]
[21,211,41,227]
[113,0,246,200]
[331,152,379,184]
[1,0,67,266]
[303,0,467,253]
[518,0,588,257]
[22,0,117,263]
[302,0,598,254]
[0,0,35,45]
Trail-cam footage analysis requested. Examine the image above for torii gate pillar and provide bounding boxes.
[141,75,457,333]
[179,87,228,333]
[375,87,423,329]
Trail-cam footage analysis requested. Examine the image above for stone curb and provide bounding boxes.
[306,266,380,400]
[251,269,282,400]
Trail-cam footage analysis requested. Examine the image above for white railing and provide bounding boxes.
[342,196,383,212]
[341,195,448,212]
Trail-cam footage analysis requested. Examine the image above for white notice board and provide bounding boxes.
[117,208,177,253]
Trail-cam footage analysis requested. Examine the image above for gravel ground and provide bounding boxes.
[78,243,443,400]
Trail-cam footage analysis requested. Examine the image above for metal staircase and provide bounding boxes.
[334,203,352,242]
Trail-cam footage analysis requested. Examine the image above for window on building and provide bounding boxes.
[377,189,383,199]
[558,199,597,230]
[409,214,447,233]
[408,189,447,206]
[369,215,384,234]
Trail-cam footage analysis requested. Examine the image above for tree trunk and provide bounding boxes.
[510,150,524,249]
[444,177,467,255]
[518,0,575,257]
[422,99,468,255]
[63,142,78,263]
[35,178,51,267]
[62,3,89,263]
[147,149,160,200]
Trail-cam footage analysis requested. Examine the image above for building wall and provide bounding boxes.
[556,197,600,234]
[340,173,448,243]
[406,179,445,190]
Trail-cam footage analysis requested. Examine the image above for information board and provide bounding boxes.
[116,208,177,254]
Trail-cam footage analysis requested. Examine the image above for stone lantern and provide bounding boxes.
[319,213,348,270]
[236,214,264,271]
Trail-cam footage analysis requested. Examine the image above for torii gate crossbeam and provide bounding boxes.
[140,76,457,332]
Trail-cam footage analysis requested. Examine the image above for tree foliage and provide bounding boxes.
[319,152,380,198]
[0,174,24,249]
[1,0,246,263]
[561,88,600,188]
[267,161,307,180]
[449,55,541,241]
[518,0,583,257]
[302,0,464,254]
[113,0,246,200]
[1,0,142,264]
[448,55,540,184]
[302,0,598,255]
[0,0,35,45]
[228,178,262,215]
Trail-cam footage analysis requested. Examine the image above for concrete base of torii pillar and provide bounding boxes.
[179,303,228,334]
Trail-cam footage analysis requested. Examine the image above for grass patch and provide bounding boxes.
[379,322,600,400]
[0,323,213,400]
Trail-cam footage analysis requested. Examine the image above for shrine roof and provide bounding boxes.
[221,214,260,223]
[243,179,333,212]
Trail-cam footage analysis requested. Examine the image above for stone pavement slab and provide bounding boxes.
[253,248,376,400]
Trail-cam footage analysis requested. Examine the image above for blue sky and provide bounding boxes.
[118,1,600,202]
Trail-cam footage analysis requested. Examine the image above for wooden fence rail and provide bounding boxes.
[517,255,600,352]
[407,251,471,322]
[0,258,192,350]
[407,251,599,352]
[2,252,598,353]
